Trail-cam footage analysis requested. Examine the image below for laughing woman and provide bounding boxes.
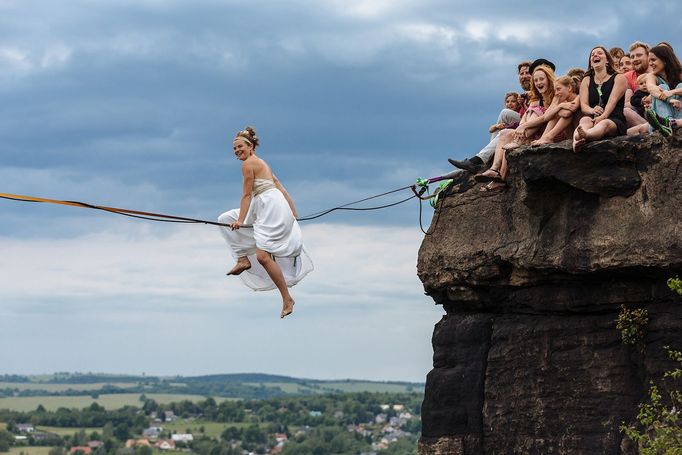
[474,61,557,191]
[218,127,313,319]
[573,46,627,151]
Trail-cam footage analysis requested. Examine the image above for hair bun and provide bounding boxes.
[236,125,260,148]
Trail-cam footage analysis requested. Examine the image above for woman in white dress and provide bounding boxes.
[218,127,312,318]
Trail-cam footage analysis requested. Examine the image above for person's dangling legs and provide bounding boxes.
[256,249,295,318]
[218,208,256,275]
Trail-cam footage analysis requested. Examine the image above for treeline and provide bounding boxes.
[0,383,287,400]
[46,375,159,385]
[1,403,147,429]
[1,392,421,428]
[0,375,30,383]
[0,385,132,398]
[0,374,423,400]
[150,391,421,427]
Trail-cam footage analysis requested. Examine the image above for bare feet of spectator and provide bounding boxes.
[479,181,507,192]
[573,126,587,152]
[532,136,553,146]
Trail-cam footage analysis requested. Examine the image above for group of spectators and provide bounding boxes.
[448,41,682,192]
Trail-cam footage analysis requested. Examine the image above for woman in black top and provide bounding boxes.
[573,46,627,151]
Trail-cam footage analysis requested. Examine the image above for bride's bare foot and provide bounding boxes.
[280,298,295,319]
[227,257,251,276]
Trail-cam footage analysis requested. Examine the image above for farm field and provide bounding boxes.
[34,425,102,436]
[242,382,310,394]
[8,447,53,455]
[162,420,256,439]
[0,383,136,392]
[241,380,419,394]
[320,381,420,393]
[0,393,226,412]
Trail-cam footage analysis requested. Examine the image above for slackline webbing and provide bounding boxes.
[0,188,417,229]
[0,172,458,230]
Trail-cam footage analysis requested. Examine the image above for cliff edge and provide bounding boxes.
[417,133,682,454]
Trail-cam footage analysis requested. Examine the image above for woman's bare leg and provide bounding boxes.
[582,119,617,141]
[256,249,295,318]
[627,123,649,136]
[534,117,572,144]
[625,107,647,128]
[500,150,509,180]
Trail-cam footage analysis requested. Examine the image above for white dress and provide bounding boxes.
[218,178,313,291]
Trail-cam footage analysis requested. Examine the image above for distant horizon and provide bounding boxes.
[0,371,425,385]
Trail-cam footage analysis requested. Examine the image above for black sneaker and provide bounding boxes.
[447,157,485,173]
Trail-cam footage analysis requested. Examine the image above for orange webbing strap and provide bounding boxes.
[0,192,233,227]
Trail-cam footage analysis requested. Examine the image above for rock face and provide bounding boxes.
[417,134,682,454]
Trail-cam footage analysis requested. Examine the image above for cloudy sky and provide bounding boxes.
[1,0,680,382]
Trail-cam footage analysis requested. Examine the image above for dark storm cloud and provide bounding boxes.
[0,0,680,233]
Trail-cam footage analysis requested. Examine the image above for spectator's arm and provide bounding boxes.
[645,74,663,100]
[558,98,579,118]
[579,77,592,115]
[624,88,633,109]
[662,87,682,98]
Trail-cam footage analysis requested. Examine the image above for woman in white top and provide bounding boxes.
[218,127,312,318]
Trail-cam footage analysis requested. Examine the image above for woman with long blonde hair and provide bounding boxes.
[474,61,558,191]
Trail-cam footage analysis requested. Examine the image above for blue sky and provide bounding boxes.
[1,0,680,382]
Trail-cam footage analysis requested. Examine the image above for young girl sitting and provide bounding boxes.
[489,92,523,134]
[530,75,582,145]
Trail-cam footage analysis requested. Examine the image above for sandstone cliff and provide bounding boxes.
[417,133,682,454]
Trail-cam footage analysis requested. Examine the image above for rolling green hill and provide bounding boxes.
[0,372,423,411]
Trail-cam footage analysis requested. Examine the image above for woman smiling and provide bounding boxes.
[573,46,627,151]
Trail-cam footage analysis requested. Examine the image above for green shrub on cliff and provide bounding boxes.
[620,347,682,454]
[667,277,682,297]
[616,305,648,348]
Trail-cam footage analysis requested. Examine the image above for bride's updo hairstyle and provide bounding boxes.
[235,126,260,149]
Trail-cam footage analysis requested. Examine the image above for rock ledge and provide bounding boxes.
[417,133,682,454]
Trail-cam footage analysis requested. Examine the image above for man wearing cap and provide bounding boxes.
[448,59,551,173]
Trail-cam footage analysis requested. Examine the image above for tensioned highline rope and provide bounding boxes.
[0,185,419,229]
[0,170,462,229]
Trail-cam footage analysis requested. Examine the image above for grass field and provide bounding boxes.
[242,382,310,394]
[35,425,102,436]
[319,382,420,393]
[8,447,53,455]
[0,383,137,392]
[162,420,255,439]
[0,393,226,412]
[242,381,421,395]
